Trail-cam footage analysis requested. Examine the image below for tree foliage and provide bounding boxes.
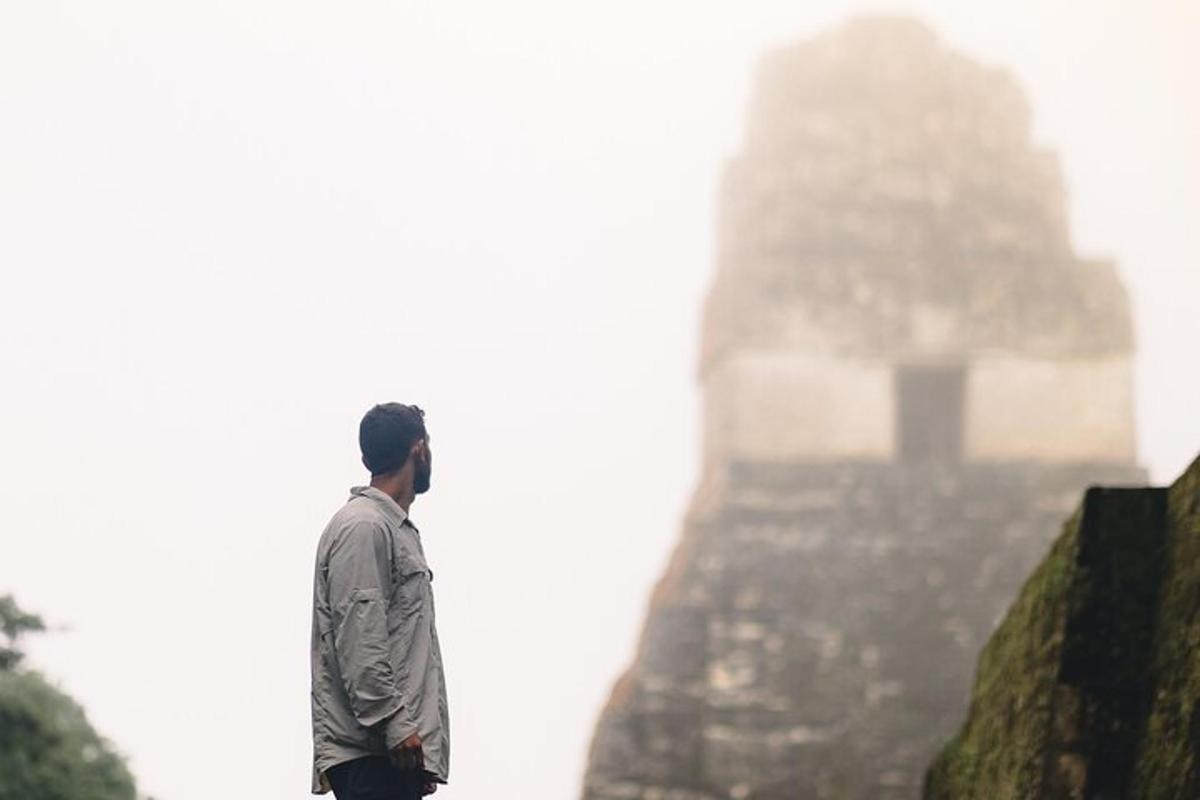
[0,595,137,800]
[0,595,43,671]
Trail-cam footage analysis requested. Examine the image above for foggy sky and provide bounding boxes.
[1,2,1197,799]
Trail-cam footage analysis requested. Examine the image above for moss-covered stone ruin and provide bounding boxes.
[925,455,1200,799]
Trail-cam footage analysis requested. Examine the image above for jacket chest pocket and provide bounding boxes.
[394,552,432,617]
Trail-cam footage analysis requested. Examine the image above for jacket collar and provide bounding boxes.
[349,485,411,528]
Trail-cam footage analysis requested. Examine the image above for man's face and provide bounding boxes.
[414,437,432,495]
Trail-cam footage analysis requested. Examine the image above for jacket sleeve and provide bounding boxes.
[327,520,416,741]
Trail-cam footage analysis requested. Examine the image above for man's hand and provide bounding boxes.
[423,780,438,795]
[390,733,424,771]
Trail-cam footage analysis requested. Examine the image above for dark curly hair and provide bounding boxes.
[359,403,427,476]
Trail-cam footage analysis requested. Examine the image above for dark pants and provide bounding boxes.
[327,756,426,800]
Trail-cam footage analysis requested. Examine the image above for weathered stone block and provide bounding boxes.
[925,457,1200,798]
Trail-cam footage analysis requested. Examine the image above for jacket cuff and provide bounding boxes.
[384,709,419,750]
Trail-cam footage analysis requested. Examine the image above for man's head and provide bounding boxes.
[359,403,432,495]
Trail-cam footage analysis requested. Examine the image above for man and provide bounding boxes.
[311,403,449,799]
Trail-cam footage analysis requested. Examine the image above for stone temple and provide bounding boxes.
[582,17,1145,800]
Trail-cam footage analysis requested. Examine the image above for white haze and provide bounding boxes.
[0,1,1196,799]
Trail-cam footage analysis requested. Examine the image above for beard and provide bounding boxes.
[414,459,432,495]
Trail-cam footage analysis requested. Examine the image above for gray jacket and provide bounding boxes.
[310,486,450,793]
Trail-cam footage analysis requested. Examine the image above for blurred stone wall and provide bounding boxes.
[582,16,1144,800]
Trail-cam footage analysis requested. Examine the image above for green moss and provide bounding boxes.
[923,510,1082,799]
[927,454,1200,799]
[1127,455,1200,797]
